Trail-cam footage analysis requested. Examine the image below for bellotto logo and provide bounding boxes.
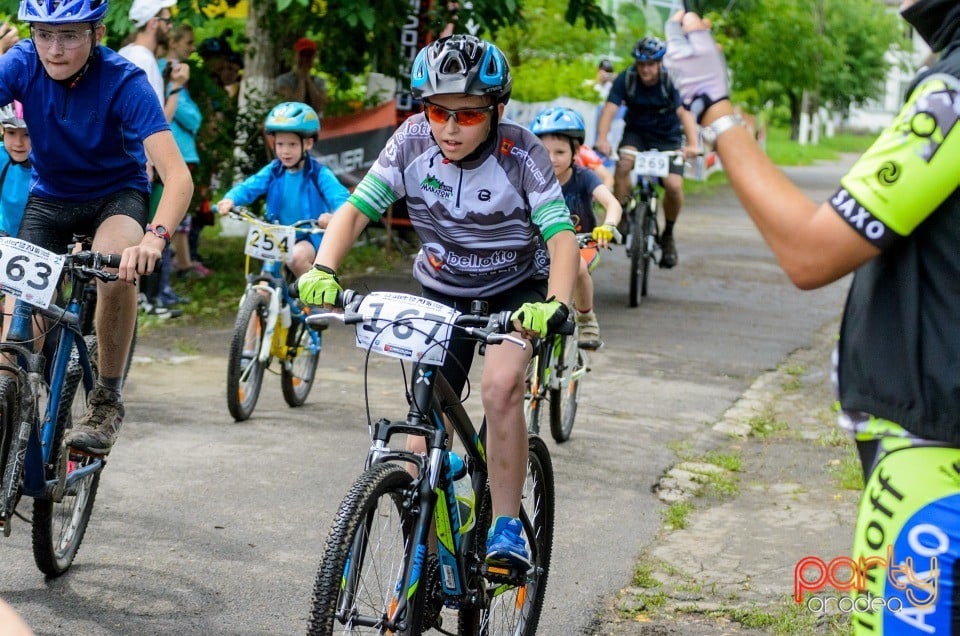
[794,546,938,612]
[499,139,514,155]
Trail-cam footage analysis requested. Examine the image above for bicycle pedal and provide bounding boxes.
[68,447,106,460]
[481,563,528,585]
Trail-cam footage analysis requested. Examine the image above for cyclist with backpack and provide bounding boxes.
[531,106,622,350]
[216,102,349,279]
[595,36,700,269]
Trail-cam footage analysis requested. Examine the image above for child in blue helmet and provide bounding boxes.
[532,106,622,350]
[217,102,349,279]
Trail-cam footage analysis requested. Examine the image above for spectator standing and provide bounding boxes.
[119,0,186,317]
[275,37,327,119]
[118,0,178,107]
[159,23,209,283]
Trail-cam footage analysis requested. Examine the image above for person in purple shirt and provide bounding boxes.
[0,0,192,456]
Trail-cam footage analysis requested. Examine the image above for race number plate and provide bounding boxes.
[354,292,459,365]
[0,237,65,308]
[632,151,671,178]
[244,224,295,262]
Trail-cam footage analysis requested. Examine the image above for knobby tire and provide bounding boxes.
[523,349,545,436]
[641,203,658,299]
[0,376,19,532]
[33,333,101,577]
[226,293,269,422]
[308,463,422,635]
[457,435,555,636]
[628,201,644,308]
[280,317,320,408]
[549,334,582,443]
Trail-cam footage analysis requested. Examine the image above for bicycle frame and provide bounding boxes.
[1,273,101,532]
[320,299,543,632]
[241,259,320,366]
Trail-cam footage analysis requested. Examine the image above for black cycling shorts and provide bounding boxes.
[422,277,547,398]
[618,130,685,176]
[18,189,149,254]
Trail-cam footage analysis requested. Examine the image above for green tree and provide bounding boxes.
[713,0,901,139]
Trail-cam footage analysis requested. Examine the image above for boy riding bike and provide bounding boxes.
[216,101,349,279]
[297,34,579,572]
[531,106,622,350]
[0,0,192,456]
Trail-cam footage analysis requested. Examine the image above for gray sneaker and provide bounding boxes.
[659,233,678,269]
[65,387,124,455]
[576,311,602,350]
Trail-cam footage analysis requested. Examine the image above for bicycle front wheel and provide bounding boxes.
[459,435,555,636]
[522,350,545,436]
[549,334,584,443]
[628,202,643,308]
[0,376,20,532]
[641,204,659,298]
[34,334,101,577]
[309,463,424,635]
[280,318,320,408]
[226,293,269,422]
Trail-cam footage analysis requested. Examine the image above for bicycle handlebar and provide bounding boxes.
[229,206,325,233]
[305,289,579,350]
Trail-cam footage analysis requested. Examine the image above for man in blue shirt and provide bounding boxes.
[0,0,193,455]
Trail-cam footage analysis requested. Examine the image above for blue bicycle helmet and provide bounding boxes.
[410,35,512,102]
[19,0,108,24]
[633,36,666,62]
[530,107,586,144]
[265,102,320,139]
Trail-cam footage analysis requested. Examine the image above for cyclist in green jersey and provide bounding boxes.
[666,1,960,632]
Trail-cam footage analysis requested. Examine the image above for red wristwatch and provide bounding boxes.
[145,224,172,245]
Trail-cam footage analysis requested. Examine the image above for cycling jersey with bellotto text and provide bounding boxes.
[0,41,168,200]
[348,113,574,298]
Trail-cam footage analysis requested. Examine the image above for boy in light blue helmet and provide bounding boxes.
[217,102,349,279]
[0,0,192,455]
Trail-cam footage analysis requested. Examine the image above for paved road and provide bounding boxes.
[2,157,853,635]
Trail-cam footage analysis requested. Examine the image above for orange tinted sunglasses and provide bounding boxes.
[423,103,494,126]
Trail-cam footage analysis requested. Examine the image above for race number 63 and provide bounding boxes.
[0,237,65,308]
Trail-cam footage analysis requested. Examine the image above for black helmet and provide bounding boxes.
[633,36,666,62]
[198,35,232,59]
[410,35,512,102]
[599,59,614,73]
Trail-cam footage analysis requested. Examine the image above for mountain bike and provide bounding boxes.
[0,235,118,576]
[305,289,556,635]
[523,233,594,444]
[618,148,685,308]
[225,207,326,422]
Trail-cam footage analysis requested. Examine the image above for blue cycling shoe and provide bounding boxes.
[485,516,532,572]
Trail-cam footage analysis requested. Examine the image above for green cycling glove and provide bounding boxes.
[511,299,569,337]
[297,265,342,306]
